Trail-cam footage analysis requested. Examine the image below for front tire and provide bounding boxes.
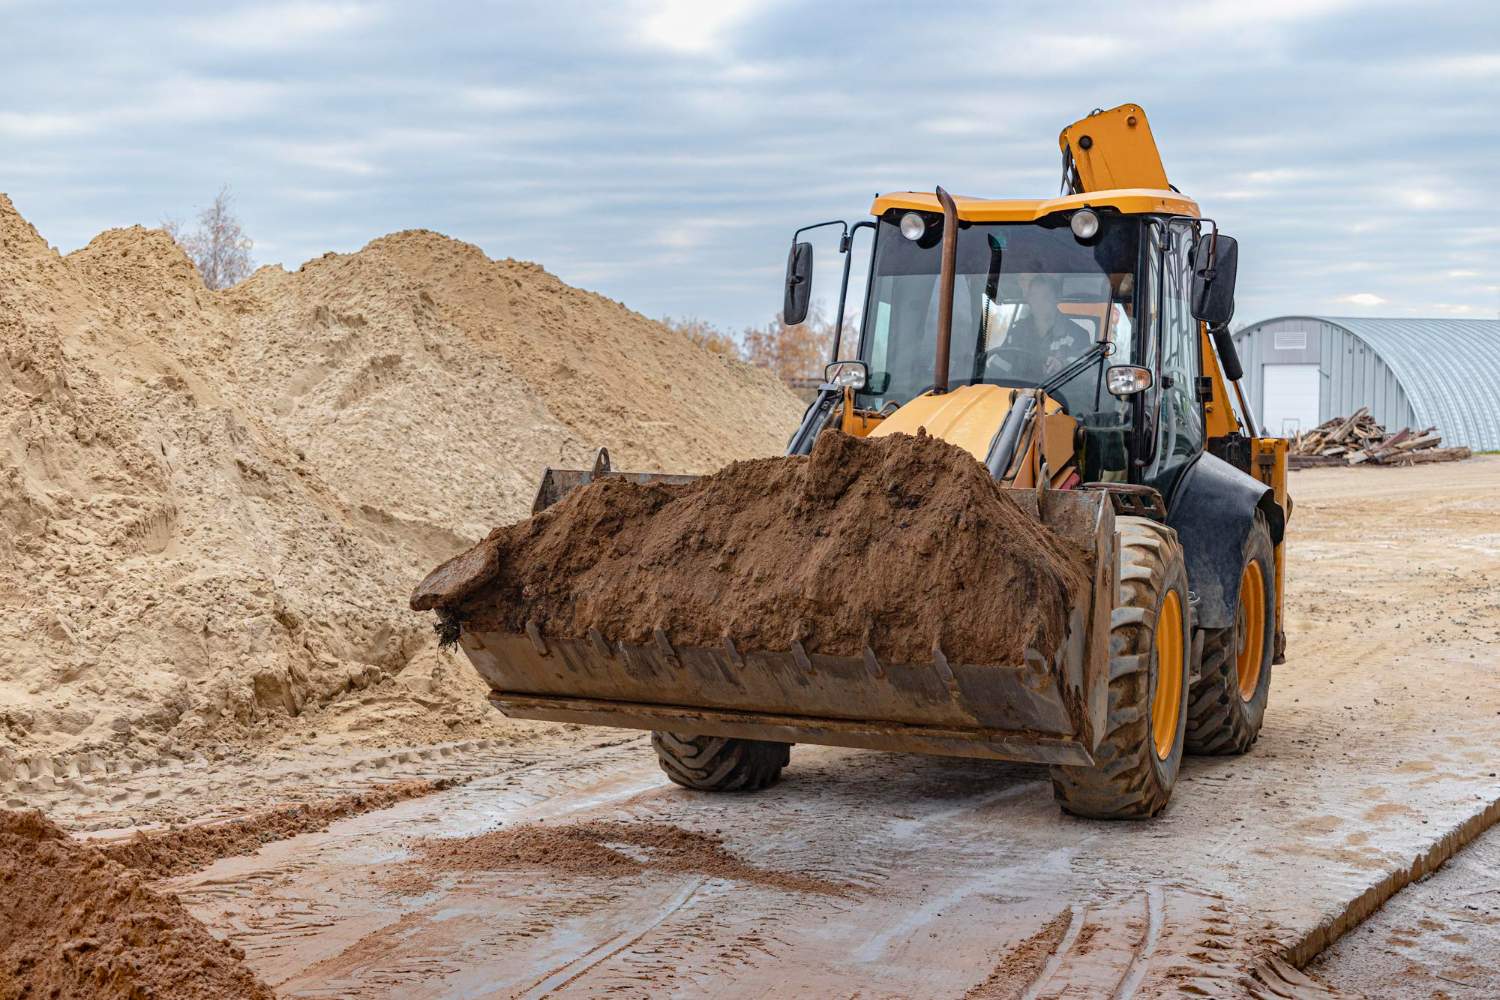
[1185,513,1275,755]
[652,732,790,792]
[1050,517,1191,819]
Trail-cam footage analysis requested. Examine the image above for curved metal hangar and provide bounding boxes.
[1232,316,1500,449]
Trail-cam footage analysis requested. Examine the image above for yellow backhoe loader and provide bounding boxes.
[418,104,1290,818]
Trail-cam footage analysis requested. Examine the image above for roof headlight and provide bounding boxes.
[899,212,926,241]
[1070,208,1101,241]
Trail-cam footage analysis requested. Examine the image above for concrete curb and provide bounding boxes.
[1280,792,1500,970]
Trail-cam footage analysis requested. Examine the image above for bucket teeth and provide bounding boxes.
[862,646,885,679]
[790,641,815,674]
[525,620,548,656]
[931,645,955,684]
[653,628,681,668]
[587,628,612,659]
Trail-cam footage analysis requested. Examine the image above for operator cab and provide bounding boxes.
[839,193,1220,499]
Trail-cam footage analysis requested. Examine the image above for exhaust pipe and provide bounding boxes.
[934,186,959,393]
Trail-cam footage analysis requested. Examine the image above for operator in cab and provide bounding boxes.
[1001,275,1094,378]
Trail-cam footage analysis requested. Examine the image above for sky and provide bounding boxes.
[2,0,1498,335]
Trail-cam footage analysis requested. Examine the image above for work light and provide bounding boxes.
[899,212,926,241]
[1070,209,1100,240]
[1106,364,1153,396]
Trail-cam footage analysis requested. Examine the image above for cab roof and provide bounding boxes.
[869,188,1199,223]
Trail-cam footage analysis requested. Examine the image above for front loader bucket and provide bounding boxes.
[531,447,699,514]
[458,462,1118,767]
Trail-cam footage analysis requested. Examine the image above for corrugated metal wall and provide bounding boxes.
[1233,317,1415,435]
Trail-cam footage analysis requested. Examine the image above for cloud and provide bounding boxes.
[632,0,771,55]
[1397,189,1448,210]
[0,111,93,138]
[1241,168,1323,185]
[180,2,381,51]
[266,139,383,176]
[925,117,995,137]
[1414,53,1500,79]
[124,77,287,124]
[1178,0,1364,29]
[1,0,1497,332]
[458,87,560,112]
[283,188,354,204]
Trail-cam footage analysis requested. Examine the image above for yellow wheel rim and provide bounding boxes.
[1152,589,1184,761]
[1236,560,1266,700]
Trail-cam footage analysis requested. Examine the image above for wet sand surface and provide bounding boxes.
[15,458,1500,997]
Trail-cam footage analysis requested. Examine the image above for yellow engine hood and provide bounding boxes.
[868,384,1044,462]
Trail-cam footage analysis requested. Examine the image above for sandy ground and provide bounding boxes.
[12,457,1500,997]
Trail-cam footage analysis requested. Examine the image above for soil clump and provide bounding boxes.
[407,818,848,895]
[964,910,1073,998]
[0,809,273,999]
[101,778,457,879]
[417,430,1093,666]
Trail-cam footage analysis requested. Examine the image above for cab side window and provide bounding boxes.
[1145,221,1204,497]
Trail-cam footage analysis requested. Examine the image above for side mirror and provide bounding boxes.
[1106,365,1153,397]
[823,360,868,390]
[1190,233,1238,327]
[783,241,813,326]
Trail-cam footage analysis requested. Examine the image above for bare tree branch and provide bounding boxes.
[163,186,254,290]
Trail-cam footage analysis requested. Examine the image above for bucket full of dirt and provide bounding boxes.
[412,431,1117,765]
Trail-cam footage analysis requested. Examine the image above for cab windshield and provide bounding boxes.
[857,212,1141,417]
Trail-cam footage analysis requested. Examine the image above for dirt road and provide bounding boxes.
[19,457,1500,997]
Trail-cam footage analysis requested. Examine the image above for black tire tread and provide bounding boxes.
[1050,517,1190,820]
[651,732,789,792]
[1184,515,1275,755]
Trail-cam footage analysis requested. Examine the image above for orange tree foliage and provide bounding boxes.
[741,305,855,383]
[663,306,856,385]
[660,315,741,357]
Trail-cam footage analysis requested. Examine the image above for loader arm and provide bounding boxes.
[1059,104,1170,195]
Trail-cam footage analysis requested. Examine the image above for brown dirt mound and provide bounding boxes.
[101,778,457,879]
[0,809,273,1000]
[407,818,847,895]
[417,430,1093,666]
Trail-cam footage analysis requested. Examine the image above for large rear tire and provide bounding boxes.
[1185,513,1275,755]
[1050,517,1191,820]
[651,732,790,792]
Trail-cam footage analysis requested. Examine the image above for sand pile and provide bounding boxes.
[0,809,274,999]
[0,193,803,762]
[416,430,1093,666]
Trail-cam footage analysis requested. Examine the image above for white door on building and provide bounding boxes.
[1261,364,1321,437]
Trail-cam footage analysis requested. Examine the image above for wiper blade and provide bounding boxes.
[1041,340,1110,395]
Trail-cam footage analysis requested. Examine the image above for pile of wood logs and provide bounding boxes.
[1289,408,1471,468]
